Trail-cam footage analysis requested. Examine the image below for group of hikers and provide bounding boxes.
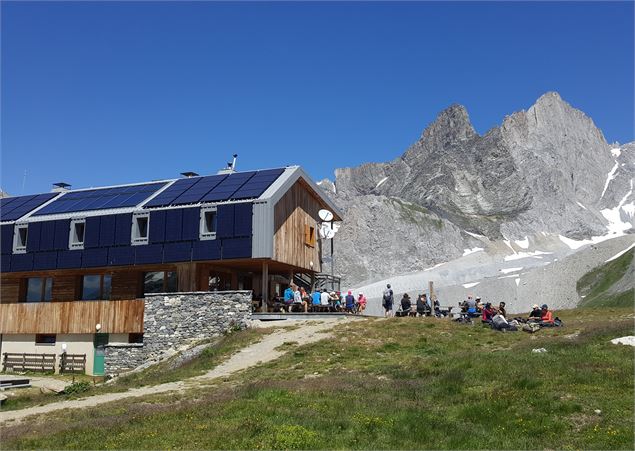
[281,284,367,313]
[381,283,562,332]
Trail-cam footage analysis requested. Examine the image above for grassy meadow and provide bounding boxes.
[2,307,633,450]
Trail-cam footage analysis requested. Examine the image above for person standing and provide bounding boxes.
[345,290,356,312]
[382,284,394,317]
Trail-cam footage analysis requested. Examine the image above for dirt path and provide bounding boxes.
[0,318,354,425]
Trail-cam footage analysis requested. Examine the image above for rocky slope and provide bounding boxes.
[321,92,634,286]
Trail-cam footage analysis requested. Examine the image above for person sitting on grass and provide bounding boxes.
[538,304,555,327]
[482,302,495,324]
[498,301,507,318]
[465,296,478,317]
[528,304,542,321]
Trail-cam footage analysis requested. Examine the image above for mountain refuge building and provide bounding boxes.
[0,165,342,375]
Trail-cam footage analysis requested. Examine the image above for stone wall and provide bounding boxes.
[104,290,252,376]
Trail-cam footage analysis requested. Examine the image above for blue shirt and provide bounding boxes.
[283,288,294,301]
[312,292,321,305]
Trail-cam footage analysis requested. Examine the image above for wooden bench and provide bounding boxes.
[3,353,56,373]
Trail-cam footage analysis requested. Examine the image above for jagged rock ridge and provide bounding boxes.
[321,92,634,286]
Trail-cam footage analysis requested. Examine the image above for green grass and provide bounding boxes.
[577,248,634,308]
[0,327,272,412]
[3,308,634,450]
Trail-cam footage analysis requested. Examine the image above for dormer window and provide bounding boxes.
[13,224,28,254]
[69,219,85,249]
[199,206,217,240]
[131,213,149,245]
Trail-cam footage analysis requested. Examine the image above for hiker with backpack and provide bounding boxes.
[382,284,394,317]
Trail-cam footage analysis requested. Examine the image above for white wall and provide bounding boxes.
[1,334,96,375]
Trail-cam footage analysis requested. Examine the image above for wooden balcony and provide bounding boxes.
[0,300,144,334]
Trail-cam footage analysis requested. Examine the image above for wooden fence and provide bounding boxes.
[2,352,56,372]
[2,352,87,374]
[59,353,87,373]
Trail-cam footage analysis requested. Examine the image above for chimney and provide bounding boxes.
[217,153,239,175]
[51,182,71,193]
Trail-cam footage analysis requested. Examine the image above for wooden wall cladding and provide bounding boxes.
[273,181,321,272]
[0,299,144,334]
[52,275,79,301]
[111,271,141,300]
[0,278,21,304]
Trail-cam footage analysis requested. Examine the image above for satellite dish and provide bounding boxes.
[325,229,336,239]
[319,223,330,239]
[318,209,334,221]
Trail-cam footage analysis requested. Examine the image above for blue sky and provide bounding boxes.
[2,1,633,195]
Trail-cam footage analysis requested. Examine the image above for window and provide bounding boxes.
[69,219,86,249]
[304,224,316,247]
[131,213,150,245]
[35,334,56,345]
[81,274,112,300]
[128,333,144,344]
[13,224,28,253]
[143,271,178,294]
[199,206,217,240]
[25,277,53,302]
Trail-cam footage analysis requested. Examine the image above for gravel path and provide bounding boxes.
[0,318,353,425]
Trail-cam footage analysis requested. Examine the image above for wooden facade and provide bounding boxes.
[0,299,144,334]
[273,181,322,273]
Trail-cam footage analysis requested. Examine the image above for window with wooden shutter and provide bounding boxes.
[304,224,316,247]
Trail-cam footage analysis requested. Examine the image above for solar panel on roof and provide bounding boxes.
[200,172,256,202]
[33,182,166,216]
[0,193,58,221]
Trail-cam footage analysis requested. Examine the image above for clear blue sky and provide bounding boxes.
[2,1,633,195]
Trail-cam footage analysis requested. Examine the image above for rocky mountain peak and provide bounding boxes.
[419,103,477,147]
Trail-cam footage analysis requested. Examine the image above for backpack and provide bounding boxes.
[522,323,541,333]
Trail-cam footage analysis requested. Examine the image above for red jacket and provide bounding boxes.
[541,310,554,323]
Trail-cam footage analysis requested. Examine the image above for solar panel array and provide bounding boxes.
[144,168,285,208]
[33,183,167,216]
[0,193,59,222]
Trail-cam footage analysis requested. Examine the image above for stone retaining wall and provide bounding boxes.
[104,290,252,376]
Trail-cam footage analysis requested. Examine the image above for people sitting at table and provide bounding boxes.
[320,289,330,306]
[357,292,367,313]
[282,284,295,312]
[293,285,308,313]
[401,293,412,313]
[416,293,429,316]
[481,302,495,324]
[312,290,321,307]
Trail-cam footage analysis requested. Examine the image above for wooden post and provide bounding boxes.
[261,261,269,313]
[176,262,197,292]
[429,281,435,315]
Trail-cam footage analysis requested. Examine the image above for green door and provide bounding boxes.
[93,333,109,376]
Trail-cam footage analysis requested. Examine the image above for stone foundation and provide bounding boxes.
[104,290,252,376]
